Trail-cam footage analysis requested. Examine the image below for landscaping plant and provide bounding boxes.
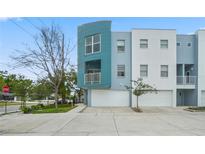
[125,78,157,112]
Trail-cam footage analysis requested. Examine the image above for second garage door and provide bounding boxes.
[136,90,173,107]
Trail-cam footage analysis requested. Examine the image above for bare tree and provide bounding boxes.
[11,25,74,108]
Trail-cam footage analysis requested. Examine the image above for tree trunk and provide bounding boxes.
[54,88,58,109]
[78,95,81,103]
[62,93,66,104]
[136,96,139,109]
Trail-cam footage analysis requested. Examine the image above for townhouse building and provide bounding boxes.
[77,20,205,107]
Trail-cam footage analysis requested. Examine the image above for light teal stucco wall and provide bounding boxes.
[111,32,131,90]
[177,35,196,64]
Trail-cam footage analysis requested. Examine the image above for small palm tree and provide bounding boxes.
[125,78,157,112]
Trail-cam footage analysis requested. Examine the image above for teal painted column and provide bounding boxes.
[77,21,112,89]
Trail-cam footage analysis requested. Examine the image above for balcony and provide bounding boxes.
[177,76,196,89]
[84,72,101,85]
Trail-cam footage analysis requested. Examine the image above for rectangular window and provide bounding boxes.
[85,34,101,54]
[140,65,148,77]
[161,65,168,77]
[187,43,192,47]
[160,40,168,49]
[117,64,125,77]
[117,40,125,52]
[177,42,180,46]
[93,34,101,53]
[140,39,148,48]
[85,36,92,54]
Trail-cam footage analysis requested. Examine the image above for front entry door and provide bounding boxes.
[177,90,184,106]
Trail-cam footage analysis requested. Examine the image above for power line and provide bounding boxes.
[9,18,35,38]
[37,18,47,27]
[24,18,41,31]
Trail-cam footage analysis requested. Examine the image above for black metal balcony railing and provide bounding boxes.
[177,76,196,85]
[84,72,101,84]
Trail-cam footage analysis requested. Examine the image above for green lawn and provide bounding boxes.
[31,104,76,114]
[0,101,38,107]
[0,101,21,107]
[185,107,205,112]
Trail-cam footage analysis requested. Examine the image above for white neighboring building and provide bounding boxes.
[197,30,205,106]
[132,29,176,107]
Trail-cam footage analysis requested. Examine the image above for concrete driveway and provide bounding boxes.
[1,105,205,136]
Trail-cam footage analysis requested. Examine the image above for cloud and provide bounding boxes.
[199,27,205,30]
[187,32,195,35]
[0,17,10,21]
[0,17,23,22]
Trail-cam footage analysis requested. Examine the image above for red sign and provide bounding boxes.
[2,85,10,93]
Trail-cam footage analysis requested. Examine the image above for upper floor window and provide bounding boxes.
[161,65,168,77]
[117,40,125,52]
[140,65,148,77]
[117,64,125,77]
[177,42,180,46]
[187,43,192,47]
[160,40,168,49]
[85,34,101,54]
[140,39,148,48]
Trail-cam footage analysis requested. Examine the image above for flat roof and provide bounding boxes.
[132,28,176,31]
[78,20,111,28]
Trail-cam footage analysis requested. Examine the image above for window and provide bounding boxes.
[85,36,92,54]
[187,43,192,47]
[140,39,148,48]
[160,40,168,48]
[177,42,180,46]
[93,34,100,52]
[140,65,148,77]
[161,65,168,77]
[117,65,125,77]
[85,34,101,54]
[117,40,125,52]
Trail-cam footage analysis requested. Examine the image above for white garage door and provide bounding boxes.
[91,90,129,106]
[201,91,205,106]
[137,90,173,106]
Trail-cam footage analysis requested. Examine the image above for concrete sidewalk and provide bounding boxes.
[0,106,205,136]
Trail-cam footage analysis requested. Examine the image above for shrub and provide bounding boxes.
[21,106,32,113]
[31,105,40,110]
[31,104,45,110]
[38,103,45,108]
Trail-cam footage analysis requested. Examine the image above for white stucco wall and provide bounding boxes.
[131,29,177,107]
[197,30,205,106]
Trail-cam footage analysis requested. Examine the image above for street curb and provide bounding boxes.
[0,110,20,116]
[67,103,87,113]
[79,106,87,113]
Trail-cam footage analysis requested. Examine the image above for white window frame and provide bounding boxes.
[85,36,92,54]
[117,64,125,77]
[140,39,148,49]
[161,65,168,77]
[160,40,168,49]
[140,65,148,77]
[85,34,101,55]
[117,40,125,53]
